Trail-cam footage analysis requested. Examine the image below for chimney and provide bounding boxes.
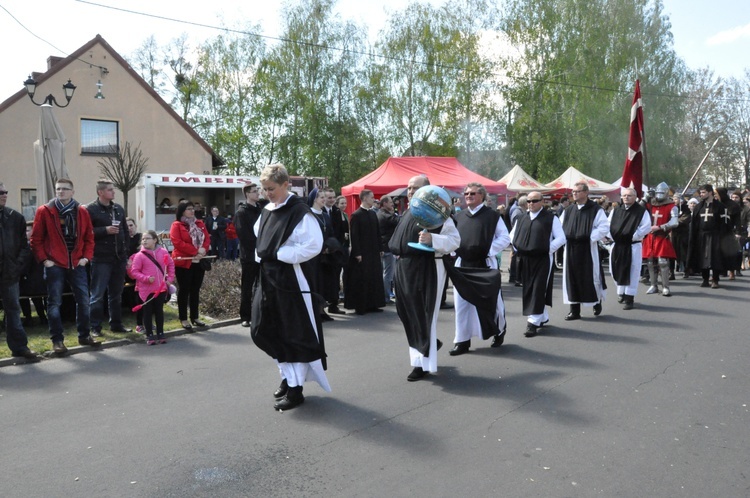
[47,56,64,70]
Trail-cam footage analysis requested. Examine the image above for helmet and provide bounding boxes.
[654,182,669,202]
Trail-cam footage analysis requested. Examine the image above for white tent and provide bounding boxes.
[545,166,619,194]
[33,104,70,204]
[497,165,555,193]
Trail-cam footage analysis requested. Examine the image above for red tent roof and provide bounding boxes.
[342,156,507,203]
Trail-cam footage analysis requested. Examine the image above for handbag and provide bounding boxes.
[199,257,213,271]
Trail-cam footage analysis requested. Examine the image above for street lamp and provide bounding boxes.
[23,76,76,107]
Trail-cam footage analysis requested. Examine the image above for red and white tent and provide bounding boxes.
[545,166,619,195]
[341,156,507,213]
[497,165,555,193]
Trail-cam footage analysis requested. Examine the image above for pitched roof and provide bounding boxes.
[0,34,224,167]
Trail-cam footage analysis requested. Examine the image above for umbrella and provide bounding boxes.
[33,104,69,203]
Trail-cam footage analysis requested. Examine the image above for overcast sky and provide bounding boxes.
[1,0,748,100]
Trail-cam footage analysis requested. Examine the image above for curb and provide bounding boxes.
[0,317,242,368]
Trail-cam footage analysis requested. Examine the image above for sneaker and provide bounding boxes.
[662,288,672,297]
[135,325,144,334]
[147,339,156,346]
[159,338,167,344]
[90,329,103,338]
[646,285,658,294]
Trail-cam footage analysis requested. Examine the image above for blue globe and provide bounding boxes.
[409,185,452,229]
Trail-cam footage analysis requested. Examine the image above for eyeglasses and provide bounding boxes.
[464,192,477,196]
[527,198,542,203]
[0,190,8,195]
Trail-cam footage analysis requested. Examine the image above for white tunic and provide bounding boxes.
[560,205,610,305]
[607,206,652,296]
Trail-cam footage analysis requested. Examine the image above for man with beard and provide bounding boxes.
[389,175,460,382]
[688,184,728,288]
[234,183,263,327]
[448,182,510,354]
[560,182,610,320]
[344,189,385,314]
[252,164,329,411]
[642,182,678,296]
[606,188,651,310]
[509,191,566,336]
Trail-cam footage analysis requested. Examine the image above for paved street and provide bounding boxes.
[2,269,749,497]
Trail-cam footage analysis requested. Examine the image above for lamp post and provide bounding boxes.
[23,76,76,107]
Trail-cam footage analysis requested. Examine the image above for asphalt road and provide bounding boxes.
[2,271,748,497]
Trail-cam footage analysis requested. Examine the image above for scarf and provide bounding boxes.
[55,198,79,240]
[181,216,205,249]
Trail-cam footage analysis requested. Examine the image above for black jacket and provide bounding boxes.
[234,202,263,262]
[86,199,128,262]
[0,206,31,284]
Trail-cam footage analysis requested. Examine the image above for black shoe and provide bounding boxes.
[110,326,133,333]
[181,321,193,330]
[524,323,538,337]
[514,281,522,287]
[12,349,40,360]
[440,303,454,310]
[52,341,68,354]
[564,312,581,321]
[593,303,602,316]
[540,320,549,327]
[274,386,304,411]
[449,340,470,356]
[78,335,102,347]
[327,306,346,315]
[700,279,710,287]
[617,294,624,304]
[407,367,427,382]
[491,334,504,347]
[241,321,251,328]
[623,301,634,310]
[90,329,103,338]
[191,319,206,327]
[273,379,288,399]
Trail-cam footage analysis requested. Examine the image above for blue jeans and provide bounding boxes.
[382,252,395,300]
[1,282,30,353]
[45,265,90,341]
[89,259,127,332]
[226,239,239,260]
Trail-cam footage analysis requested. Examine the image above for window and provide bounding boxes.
[20,188,37,221]
[81,119,119,155]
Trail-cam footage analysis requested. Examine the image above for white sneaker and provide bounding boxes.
[662,288,671,297]
[646,285,658,294]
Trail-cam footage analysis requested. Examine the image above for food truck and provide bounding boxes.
[135,172,327,234]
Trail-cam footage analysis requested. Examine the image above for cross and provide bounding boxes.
[700,210,713,223]
[651,211,663,226]
[721,212,731,224]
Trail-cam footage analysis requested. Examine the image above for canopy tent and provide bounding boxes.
[341,156,508,213]
[497,165,555,193]
[34,104,70,204]
[544,166,619,195]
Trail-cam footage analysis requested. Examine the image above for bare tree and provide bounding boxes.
[97,142,149,214]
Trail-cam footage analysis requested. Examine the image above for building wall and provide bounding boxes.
[0,40,213,220]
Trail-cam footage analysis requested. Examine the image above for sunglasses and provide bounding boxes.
[0,190,8,195]
[464,192,477,196]
[527,199,542,203]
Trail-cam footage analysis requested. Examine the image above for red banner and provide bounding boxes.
[621,80,644,198]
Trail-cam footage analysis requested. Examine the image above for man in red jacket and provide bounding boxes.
[30,178,100,354]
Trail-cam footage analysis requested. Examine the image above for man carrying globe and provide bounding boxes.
[388,175,460,382]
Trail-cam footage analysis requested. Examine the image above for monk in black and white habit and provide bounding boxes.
[509,191,566,337]
[448,182,510,355]
[560,181,610,320]
[606,187,651,310]
[389,175,460,382]
[252,164,330,411]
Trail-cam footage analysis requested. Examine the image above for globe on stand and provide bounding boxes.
[407,185,453,252]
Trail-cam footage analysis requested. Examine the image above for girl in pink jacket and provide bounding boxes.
[129,230,176,345]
